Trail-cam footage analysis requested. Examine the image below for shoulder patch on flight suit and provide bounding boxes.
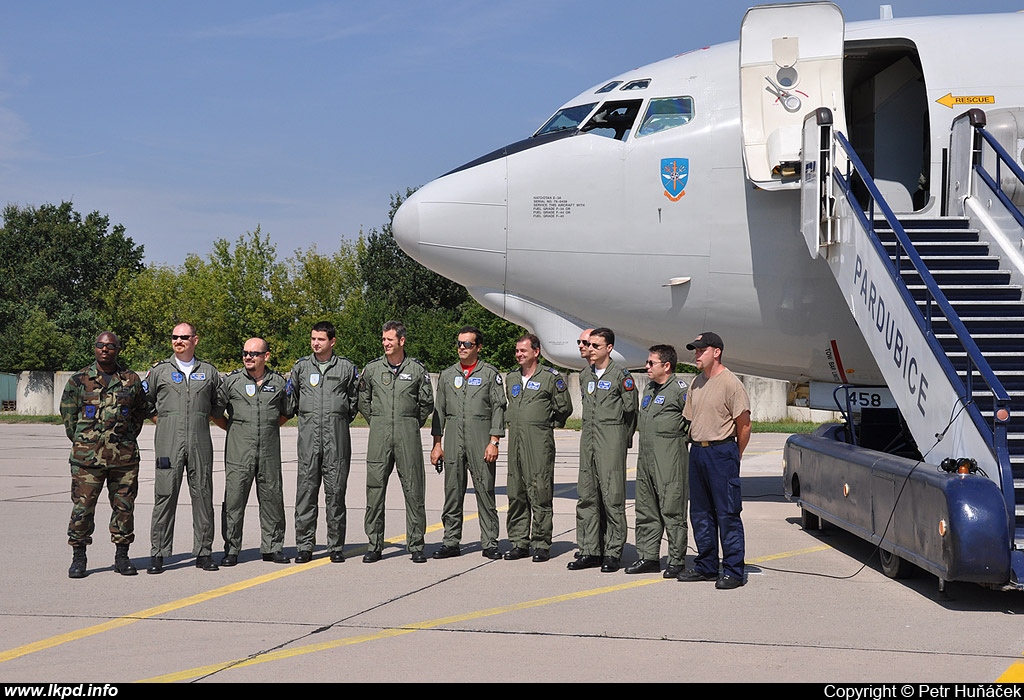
[142,380,149,392]
[495,374,503,385]
[623,376,634,391]
[555,378,566,392]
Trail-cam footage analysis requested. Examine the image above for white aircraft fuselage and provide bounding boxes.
[393,8,1024,386]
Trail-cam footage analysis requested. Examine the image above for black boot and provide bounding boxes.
[113,544,137,576]
[68,546,87,579]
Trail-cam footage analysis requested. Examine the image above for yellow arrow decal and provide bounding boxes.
[936,93,995,108]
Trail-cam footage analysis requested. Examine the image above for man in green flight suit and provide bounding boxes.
[213,337,292,566]
[625,344,690,578]
[286,321,360,563]
[568,327,637,573]
[144,322,225,574]
[430,326,507,560]
[358,320,434,563]
[60,331,148,579]
[503,333,573,563]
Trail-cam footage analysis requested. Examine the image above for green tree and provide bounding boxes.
[0,201,144,370]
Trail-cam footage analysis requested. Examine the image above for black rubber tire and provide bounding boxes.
[879,547,915,579]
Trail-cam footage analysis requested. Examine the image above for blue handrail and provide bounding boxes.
[974,127,1024,232]
[831,130,1014,538]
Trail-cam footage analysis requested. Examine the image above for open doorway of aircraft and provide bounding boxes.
[393,2,1024,591]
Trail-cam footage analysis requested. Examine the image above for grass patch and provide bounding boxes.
[0,414,63,424]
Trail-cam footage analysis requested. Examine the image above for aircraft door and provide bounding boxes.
[740,1,846,191]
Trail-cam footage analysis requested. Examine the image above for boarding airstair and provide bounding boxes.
[792,107,1024,587]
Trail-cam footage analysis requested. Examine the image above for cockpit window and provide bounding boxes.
[580,99,643,141]
[534,103,598,136]
[596,81,622,94]
[636,96,694,137]
[621,79,651,91]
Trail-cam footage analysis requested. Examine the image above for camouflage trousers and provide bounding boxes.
[67,464,139,546]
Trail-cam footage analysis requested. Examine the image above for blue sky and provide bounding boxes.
[1,0,1021,265]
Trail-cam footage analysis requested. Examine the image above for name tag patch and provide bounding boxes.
[467,377,482,386]
[190,372,206,381]
[654,395,666,404]
[597,380,612,391]
[526,381,541,391]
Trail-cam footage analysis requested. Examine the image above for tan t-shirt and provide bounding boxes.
[682,368,750,442]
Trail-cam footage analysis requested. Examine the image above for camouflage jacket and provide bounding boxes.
[60,362,148,468]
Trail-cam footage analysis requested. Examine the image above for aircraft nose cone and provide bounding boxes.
[392,159,507,290]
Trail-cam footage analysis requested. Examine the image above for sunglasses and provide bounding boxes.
[576,340,591,347]
[456,341,478,349]
[171,334,194,341]
[242,350,267,358]
[94,342,118,350]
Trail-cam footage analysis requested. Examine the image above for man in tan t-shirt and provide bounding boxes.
[677,332,750,590]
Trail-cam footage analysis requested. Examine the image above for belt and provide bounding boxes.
[695,437,736,448]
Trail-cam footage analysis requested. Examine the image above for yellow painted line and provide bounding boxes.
[0,557,331,664]
[997,662,1024,682]
[140,544,837,682]
[749,545,831,563]
[0,531,412,665]
[139,576,665,682]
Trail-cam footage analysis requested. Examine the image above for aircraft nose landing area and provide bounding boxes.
[1,424,1023,683]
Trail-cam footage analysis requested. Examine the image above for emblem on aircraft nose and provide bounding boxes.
[661,158,688,201]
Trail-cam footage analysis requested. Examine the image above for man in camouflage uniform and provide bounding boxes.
[358,320,434,563]
[503,333,573,563]
[626,344,690,578]
[144,322,225,574]
[60,331,148,579]
[568,327,637,573]
[213,338,292,566]
[430,326,507,560]
[286,321,359,563]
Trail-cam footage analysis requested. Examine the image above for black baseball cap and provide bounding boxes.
[686,332,724,351]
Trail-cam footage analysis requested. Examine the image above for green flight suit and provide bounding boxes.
[287,354,359,555]
[577,360,637,559]
[219,368,291,556]
[145,357,224,558]
[60,362,148,547]
[432,361,507,550]
[505,364,572,551]
[358,355,434,553]
[635,374,689,565]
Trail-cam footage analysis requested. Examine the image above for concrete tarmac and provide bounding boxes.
[1,423,1022,683]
